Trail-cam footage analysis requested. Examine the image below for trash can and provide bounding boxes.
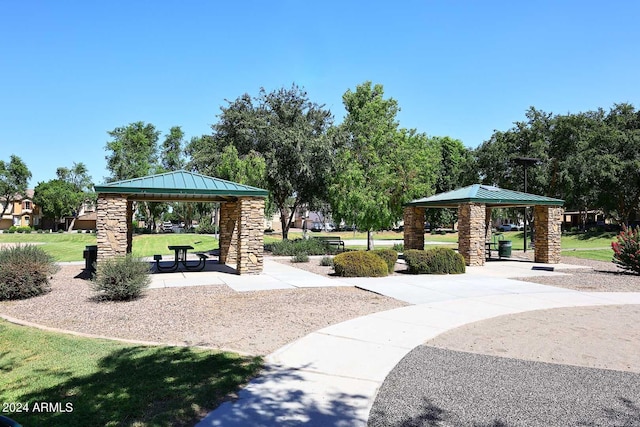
[498,240,512,259]
[83,245,98,274]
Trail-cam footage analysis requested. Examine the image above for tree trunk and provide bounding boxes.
[280,208,289,240]
[367,230,374,251]
[68,216,77,232]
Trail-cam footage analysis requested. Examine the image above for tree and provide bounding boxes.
[329,82,439,249]
[55,162,95,231]
[161,126,186,171]
[33,180,83,230]
[428,136,475,229]
[189,84,335,239]
[105,121,160,182]
[0,155,31,219]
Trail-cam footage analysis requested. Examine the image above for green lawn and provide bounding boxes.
[131,234,219,257]
[0,319,262,427]
[0,232,219,262]
[0,232,96,262]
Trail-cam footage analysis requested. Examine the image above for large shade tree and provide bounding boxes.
[0,155,31,219]
[329,82,439,249]
[188,84,335,239]
[55,162,95,231]
[33,179,82,231]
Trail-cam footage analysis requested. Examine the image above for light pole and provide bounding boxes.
[513,157,540,252]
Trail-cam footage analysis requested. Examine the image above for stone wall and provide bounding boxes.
[534,205,563,263]
[403,206,425,250]
[219,201,239,265]
[236,197,265,275]
[458,203,486,266]
[96,194,129,261]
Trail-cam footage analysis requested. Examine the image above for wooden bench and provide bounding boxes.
[313,236,345,252]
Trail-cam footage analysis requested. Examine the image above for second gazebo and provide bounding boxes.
[403,184,564,266]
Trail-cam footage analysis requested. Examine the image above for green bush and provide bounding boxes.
[16,226,32,233]
[319,256,334,267]
[372,249,398,274]
[8,226,17,233]
[392,243,404,252]
[612,225,640,274]
[265,238,335,256]
[333,251,388,277]
[291,253,309,263]
[197,223,218,234]
[404,248,466,274]
[0,245,59,300]
[91,255,151,301]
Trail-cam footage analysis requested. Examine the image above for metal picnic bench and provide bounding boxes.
[154,245,209,272]
[313,236,345,252]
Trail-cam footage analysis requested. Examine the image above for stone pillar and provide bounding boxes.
[96,194,129,261]
[236,197,265,274]
[219,201,239,265]
[534,205,563,263]
[458,203,486,266]
[126,200,133,254]
[403,206,425,250]
[485,207,492,244]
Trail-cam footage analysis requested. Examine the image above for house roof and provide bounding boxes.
[406,184,564,208]
[94,170,269,201]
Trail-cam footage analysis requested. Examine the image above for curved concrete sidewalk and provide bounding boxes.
[196,263,640,427]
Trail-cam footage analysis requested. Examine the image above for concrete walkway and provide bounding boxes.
[196,260,640,427]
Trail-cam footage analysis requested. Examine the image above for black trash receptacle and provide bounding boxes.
[84,245,98,274]
[498,240,512,259]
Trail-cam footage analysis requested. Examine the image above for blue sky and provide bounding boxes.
[2,1,639,187]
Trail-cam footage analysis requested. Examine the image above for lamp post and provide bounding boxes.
[513,157,540,252]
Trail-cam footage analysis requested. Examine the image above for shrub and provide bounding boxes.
[37,229,43,234]
[265,238,335,256]
[404,248,466,274]
[17,226,31,233]
[612,225,640,274]
[8,226,17,233]
[319,256,334,267]
[333,251,388,277]
[91,255,151,301]
[0,245,59,300]
[372,248,398,274]
[291,253,309,263]
[197,223,218,234]
[392,243,404,252]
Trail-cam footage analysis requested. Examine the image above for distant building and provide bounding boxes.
[0,190,42,230]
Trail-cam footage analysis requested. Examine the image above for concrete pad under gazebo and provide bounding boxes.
[403,184,564,266]
[93,170,269,275]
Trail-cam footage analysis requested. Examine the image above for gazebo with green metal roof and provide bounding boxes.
[404,184,564,266]
[94,170,269,274]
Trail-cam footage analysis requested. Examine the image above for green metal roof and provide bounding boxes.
[406,184,564,208]
[94,170,269,200]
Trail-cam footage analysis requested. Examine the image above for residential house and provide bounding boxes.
[0,190,42,230]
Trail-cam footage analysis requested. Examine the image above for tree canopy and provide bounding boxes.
[188,84,335,239]
[0,155,31,218]
[105,121,160,182]
[329,82,441,248]
[475,103,640,226]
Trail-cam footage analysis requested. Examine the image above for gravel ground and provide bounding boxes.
[278,254,640,292]
[369,346,640,427]
[0,264,407,355]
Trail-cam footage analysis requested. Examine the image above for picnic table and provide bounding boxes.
[154,245,208,272]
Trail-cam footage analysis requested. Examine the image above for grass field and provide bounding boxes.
[0,229,618,262]
[0,319,262,427]
[0,232,219,262]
